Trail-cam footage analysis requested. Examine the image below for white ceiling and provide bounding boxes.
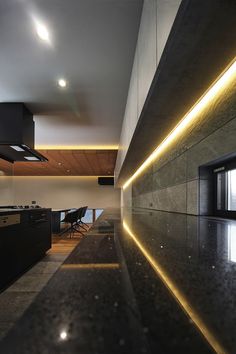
[0,0,143,147]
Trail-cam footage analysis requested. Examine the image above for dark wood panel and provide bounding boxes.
[8,150,117,176]
[0,158,13,176]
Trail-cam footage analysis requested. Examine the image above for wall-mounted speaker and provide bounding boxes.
[98,177,114,185]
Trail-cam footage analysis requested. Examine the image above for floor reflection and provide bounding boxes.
[227,224,236,263]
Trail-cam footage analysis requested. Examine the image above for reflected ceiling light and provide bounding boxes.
[58,79,67,88]
[61,263,120,269]
[123,58,236,190]
[24,156,40,161]
[60,331,67,340]
[35,20,50,42]
[123,219,227,354]
[227,224,236,263]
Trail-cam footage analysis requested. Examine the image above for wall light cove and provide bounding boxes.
[123,58,236,190]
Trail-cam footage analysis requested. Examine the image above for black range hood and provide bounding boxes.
[0,103,47,162]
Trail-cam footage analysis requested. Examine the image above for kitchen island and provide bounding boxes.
[1,208,236,353]
[0,208,51,290]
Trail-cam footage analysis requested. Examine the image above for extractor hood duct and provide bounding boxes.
[0,103,47,162]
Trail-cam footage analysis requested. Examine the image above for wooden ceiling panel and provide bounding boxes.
[0,158,13,176]
[8,150,117,176]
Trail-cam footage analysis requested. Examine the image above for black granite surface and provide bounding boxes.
[0,208,235,353]
[0,207,51,214]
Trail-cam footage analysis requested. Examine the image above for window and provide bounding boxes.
[227,169,236,211]
[215,166,236,218]
[82,208,104,223]
[95,209,103,219]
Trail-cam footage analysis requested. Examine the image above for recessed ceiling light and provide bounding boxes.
[24,156,40,161]
[35,21,50,42]
[10,145,25,152]
[58,79,67,88]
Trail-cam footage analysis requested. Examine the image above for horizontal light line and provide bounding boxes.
[35,145,118,150]
[11,176,114,178]
[123,58,236,189]
[123,220,227,354]
[61,263,120,269]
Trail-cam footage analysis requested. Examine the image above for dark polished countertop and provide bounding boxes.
[0,207,51,214]
[0,208,235,353]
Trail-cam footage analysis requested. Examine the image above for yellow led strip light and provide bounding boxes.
[123,58,236,190]
[35,145,118,150]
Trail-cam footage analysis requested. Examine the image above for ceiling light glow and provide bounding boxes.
[35,145,118,150]
[35,20,50,42]
[58,79,67,88]
[123,58,236,190]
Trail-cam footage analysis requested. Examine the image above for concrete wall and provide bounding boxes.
[129,77,236,215]
[115,0,182,179]
[118,0,236,215]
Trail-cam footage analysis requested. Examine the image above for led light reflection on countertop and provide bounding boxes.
[123,219,227,354]
[60,330,68,340]
[61,263,120,269]
[123,57,236,190]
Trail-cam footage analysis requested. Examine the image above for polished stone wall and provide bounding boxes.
[128,80,236,215]
[118,0,236,215]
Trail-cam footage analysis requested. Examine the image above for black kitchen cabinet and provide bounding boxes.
[0,208,51,290]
